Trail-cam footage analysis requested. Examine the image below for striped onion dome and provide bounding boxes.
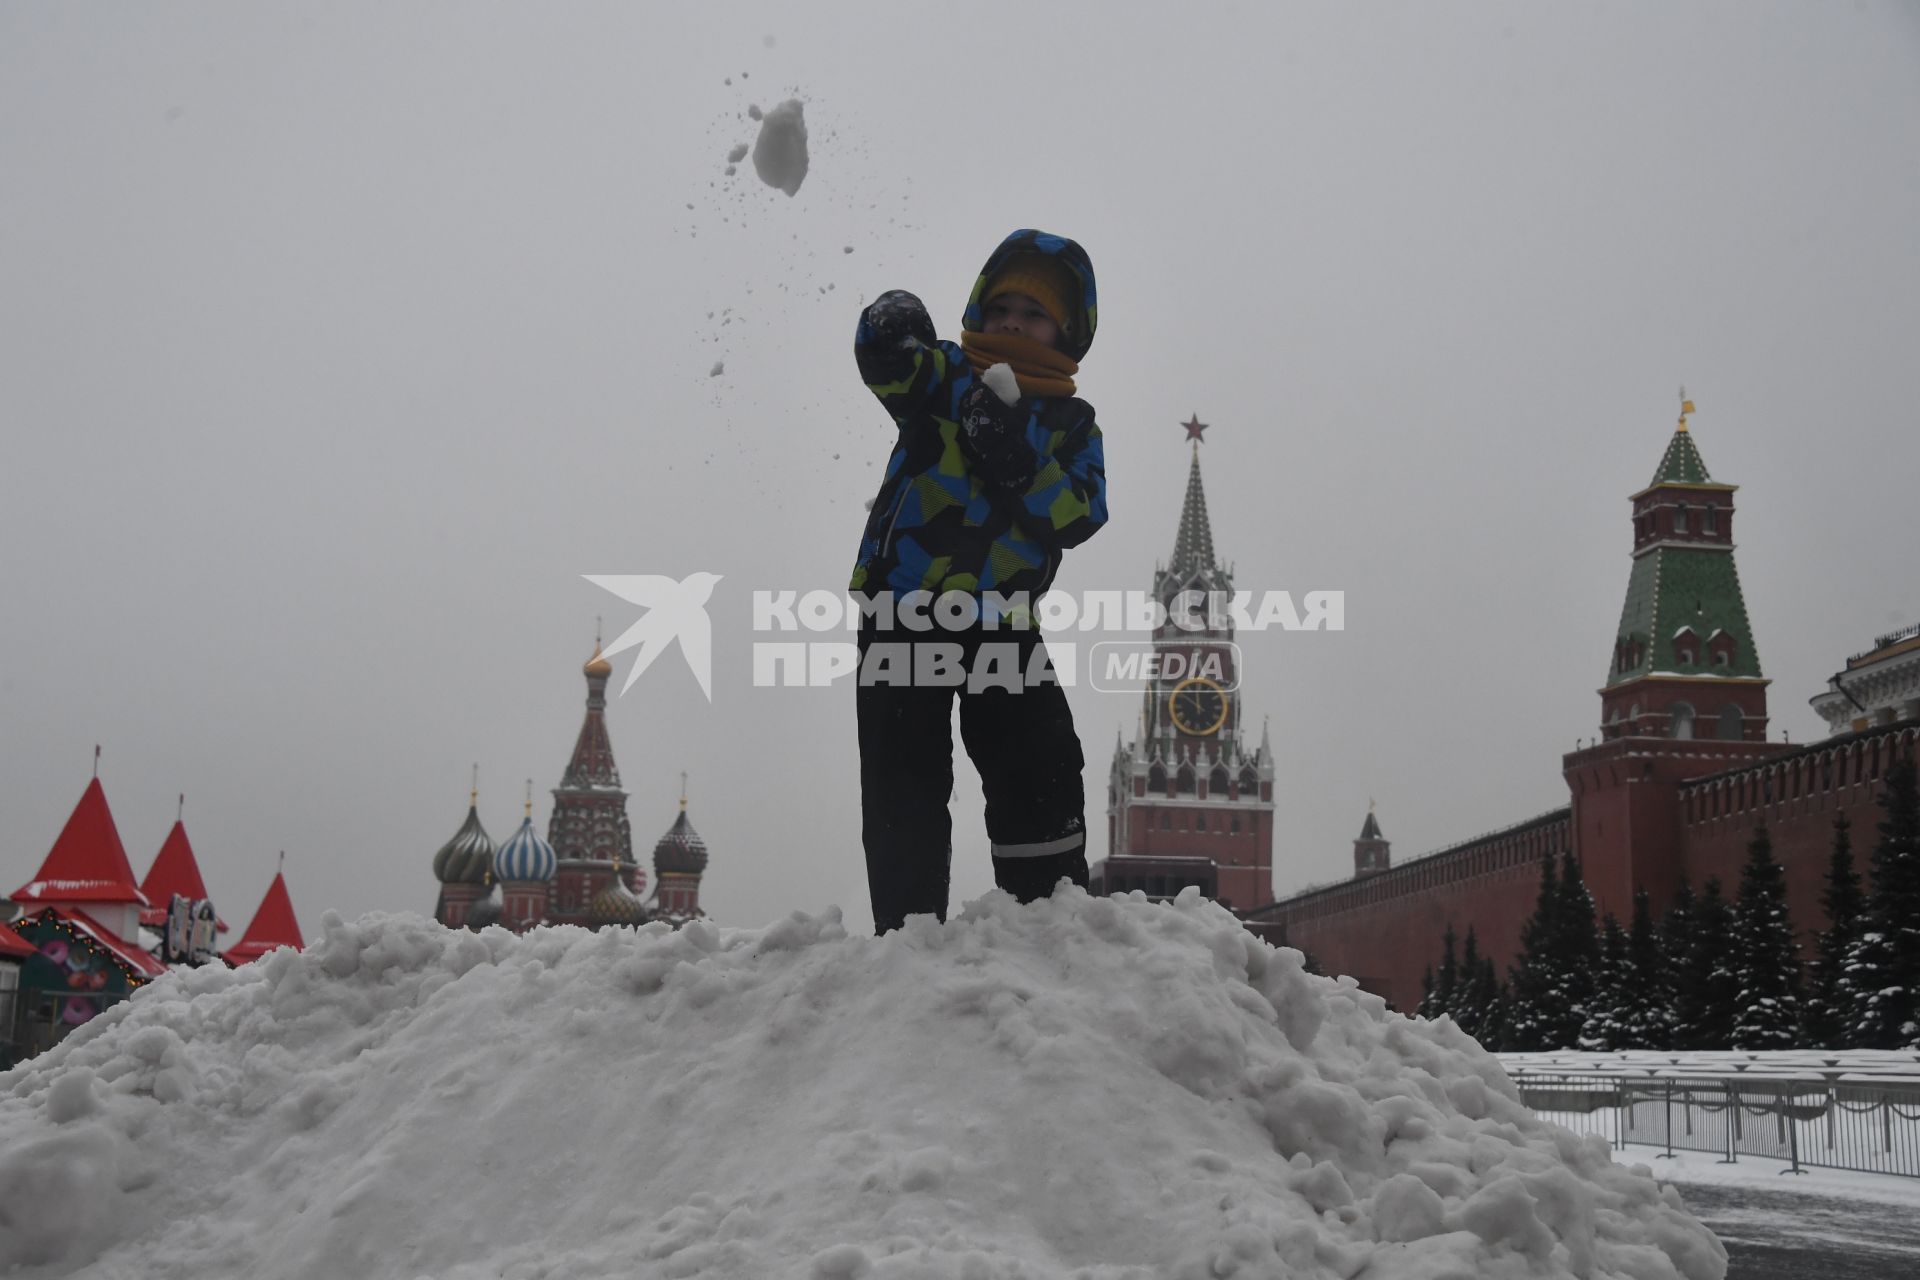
[465,885,502,929]
[652,810,708,876]
[588,876,647,927]
[431,804,495,885]
[494,816,556,883]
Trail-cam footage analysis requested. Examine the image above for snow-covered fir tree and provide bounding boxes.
[1578,913,1630,1050]
[1451,926,1489,1039]
[1847,745,1920,1049]
[1502,848,1564,1051]
[1801,812,1865,1048]
[1620,888,1673,1050]
[1506,850,1597,1050]
[1673,877,1738,1049]
[1427,923,1459,1019]
[1474,952,1509,1049]
[1730,821,1803,1049]
[1554,851,1602,1045]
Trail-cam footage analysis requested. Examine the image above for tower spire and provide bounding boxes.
[1168,425,1218,581]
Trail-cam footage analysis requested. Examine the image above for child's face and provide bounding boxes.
[982,291,1060,349]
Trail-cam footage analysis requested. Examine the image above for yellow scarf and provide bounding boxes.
[959,331,1078,399]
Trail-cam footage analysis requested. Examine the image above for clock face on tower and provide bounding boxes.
[1168,677,1227,736]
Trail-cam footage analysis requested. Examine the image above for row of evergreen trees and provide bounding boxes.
[1414,745,1920,1052]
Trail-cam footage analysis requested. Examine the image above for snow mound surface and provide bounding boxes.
[0,890,1724,1279]
[751,98,808,196]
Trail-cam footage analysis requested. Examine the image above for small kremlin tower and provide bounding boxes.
[1354,804,1390,878]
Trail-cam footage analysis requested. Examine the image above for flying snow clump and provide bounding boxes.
[751,100,808,197]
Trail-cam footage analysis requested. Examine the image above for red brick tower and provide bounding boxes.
[1102,416,1276,911]
[546,641,639,924]
[1564,401,1788,920]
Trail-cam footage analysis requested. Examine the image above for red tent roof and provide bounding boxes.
[11,778,149,908]
[0,920,34,961]
[224,871,304,965]
[138,821,229,931]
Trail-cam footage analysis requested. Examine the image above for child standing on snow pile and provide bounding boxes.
[849,228,1108,935]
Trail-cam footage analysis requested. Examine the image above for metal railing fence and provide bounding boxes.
[1516,1073,1920,1179]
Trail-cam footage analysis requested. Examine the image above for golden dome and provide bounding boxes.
[584,644,613,678]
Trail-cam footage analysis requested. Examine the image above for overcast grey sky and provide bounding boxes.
[4,2,1916,940]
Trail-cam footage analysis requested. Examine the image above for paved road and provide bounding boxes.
[1674,1182,1920,1280]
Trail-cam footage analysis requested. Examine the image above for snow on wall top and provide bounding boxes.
[0,890,1724,1279]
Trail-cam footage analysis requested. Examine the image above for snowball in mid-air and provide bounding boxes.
[709,361,725,377]
[727,143,748,163]
[981,363,1020,406]
[751,100,808,197]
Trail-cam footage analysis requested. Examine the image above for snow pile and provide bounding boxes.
[751,98,808,196]
[0,890,1724,1279]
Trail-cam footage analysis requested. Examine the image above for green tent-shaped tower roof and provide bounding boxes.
[1604,417,1766,718]
[1648,423,1713,487]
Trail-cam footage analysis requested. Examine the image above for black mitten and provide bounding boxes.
[860,290,936,351]
[957,381,1036,496]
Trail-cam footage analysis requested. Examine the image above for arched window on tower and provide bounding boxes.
[1670,702,1696,739]
[1148,763,1167,794]
[1238,766,1258,794]
[1717,705,1744,741]
[1675,502,1689,533]
[1210,764,1230,795]
[1703,504,1718,535]
[1176,764,1197,795]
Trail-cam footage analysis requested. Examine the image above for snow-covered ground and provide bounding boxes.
[1532,1113,1920,1208]
[0,889,1726,1279]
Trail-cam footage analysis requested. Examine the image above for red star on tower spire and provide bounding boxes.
[1181,414,1208,442]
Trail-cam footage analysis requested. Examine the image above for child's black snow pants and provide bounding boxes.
[856,612,1089,934]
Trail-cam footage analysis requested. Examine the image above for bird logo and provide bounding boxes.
[582,572,724,700]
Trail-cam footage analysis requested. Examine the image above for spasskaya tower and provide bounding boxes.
[1098,416,1276,912]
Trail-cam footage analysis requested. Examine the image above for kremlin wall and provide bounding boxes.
[1099,406,1919,1013]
